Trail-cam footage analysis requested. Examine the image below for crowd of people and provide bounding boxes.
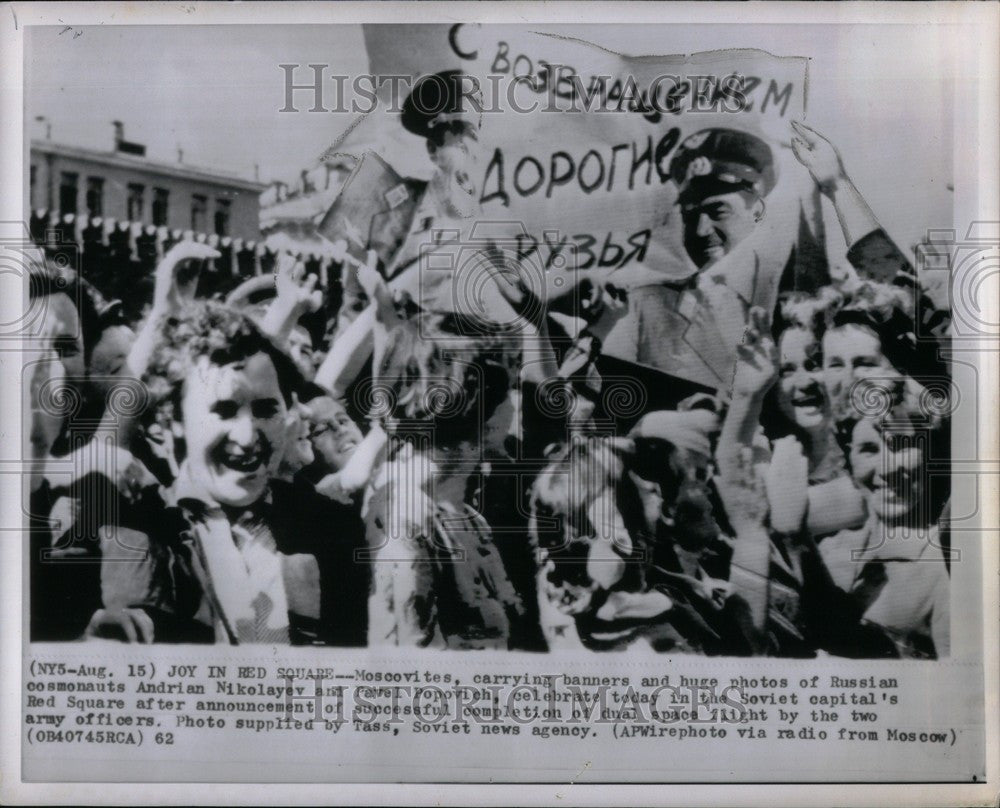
[27,75,952,658]
[28,212,342,325]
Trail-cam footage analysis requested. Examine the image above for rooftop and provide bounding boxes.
[30,139,267,193]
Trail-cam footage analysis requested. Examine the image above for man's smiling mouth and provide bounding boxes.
[792,390,824,408]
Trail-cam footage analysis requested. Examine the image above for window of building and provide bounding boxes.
[152,188,170,227]
[214,198,232,237]
[86,177,104,218]
[191,194,207,232]
[127,183,145,222]
[59,172,79,216]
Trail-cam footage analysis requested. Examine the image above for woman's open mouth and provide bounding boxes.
[336,436,359,455]
[216,443,270,475]
[878,477,915,503]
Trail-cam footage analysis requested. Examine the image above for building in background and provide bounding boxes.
[27,121,362,327]
[30,122,264,240]
[28,122,267,317]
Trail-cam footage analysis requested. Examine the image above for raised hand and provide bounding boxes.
[583,279,629,342]
[274,252,322,316]
[766,435,810,534]
[790,121,848,197]
[731,306,778,401]
[327,238,349,265]
[152,241,220,314]
[486,253,544,325]
[356,250,399,325]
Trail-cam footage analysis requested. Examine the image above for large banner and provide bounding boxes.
[339,27,820,279]
[323,25,827,389]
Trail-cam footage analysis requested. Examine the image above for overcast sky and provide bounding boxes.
[26,23,954,252]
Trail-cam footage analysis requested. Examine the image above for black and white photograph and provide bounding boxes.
[1,2,996,802]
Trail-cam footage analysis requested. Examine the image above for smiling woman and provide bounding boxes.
[87,301,369,646]
[763,289,846,485]
[139,302,304,506]
[182,352,287,508]
[818,401,950,659]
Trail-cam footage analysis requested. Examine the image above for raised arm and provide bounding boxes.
[97,241,218,444]
[312,252,392,397]
[792,120,950,378]
[791,121,881,252]
[791,120,927,287]
[486,253,559,385]
[128,241,220,377]
[315,424,388,502]
[260,252,323,346]
[715,307,778,632]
